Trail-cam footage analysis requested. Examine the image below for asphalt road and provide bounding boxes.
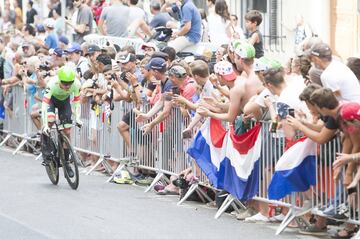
[0,148,319,239]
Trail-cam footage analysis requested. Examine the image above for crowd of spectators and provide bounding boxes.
[0,0,360,238]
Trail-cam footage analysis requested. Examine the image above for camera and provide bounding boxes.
[120,71,129,83]
[111,73,117,81]
[39,64,50,71]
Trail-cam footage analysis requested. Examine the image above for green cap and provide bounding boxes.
[254,57,283,72]
[58,66,76,82]
[234,41,256,59]
[229,39,243,52]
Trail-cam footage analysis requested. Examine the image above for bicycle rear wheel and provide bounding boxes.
[45,157,59,185]
[59,134,79,190]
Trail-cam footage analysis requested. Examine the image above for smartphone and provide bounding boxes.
[270,121,278,133]
[288,108,295,117]
[172,86,180,95]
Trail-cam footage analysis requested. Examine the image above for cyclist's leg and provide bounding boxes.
[41,98,56,165]
[57,97,74,177]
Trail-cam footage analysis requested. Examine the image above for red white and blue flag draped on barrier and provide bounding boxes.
[268,137,317,200]
[187,118,262,201]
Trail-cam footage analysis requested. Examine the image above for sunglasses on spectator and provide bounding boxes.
[20,61,27,65]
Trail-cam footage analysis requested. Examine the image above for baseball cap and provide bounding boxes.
[141,42,158,51]
[85,44,101,56]
[340,102,360,121]
[36,24,45,32]
[49,47,64,57]
[229,39,242,52]
[151,51,169,61]
[234,41,256,59]
[307,42,332,58]
[44,18,55,28]
[254,57,282,72]
[214,61,237,81]
[116,52,136,64]
[169,65,187,79]
[65,43,82,53]
[59,36,69,45]
[145,57,167,71]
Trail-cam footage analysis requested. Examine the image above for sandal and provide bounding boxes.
[156,189,179,195]
[331,228,356,239]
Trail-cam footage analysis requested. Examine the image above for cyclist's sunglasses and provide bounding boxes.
[60,81,74,86]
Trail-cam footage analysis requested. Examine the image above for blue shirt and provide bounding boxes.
[45,32,59,49]
[27,73,38,108]
[180,0,202,44]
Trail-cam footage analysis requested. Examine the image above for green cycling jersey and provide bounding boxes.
[41,76,81,126]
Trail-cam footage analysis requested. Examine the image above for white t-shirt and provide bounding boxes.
[201,80,213,97]
[321,60,360,102]
[255,88,277,108]
[70,9,79,35]
[207,14,231,47]
[128,6,145,23]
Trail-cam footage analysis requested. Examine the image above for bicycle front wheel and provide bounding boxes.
[59,134,79,190]
[45,157,59,185]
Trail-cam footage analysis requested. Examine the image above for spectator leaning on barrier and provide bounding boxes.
[66,0,93,44]
[98,0,130,37]
[136,57,172,133]
[308,88,359,237]
[307,42,360,102]
[168,0,202,53]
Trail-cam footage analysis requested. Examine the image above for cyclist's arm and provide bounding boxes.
[72,83,81,122]
[41,87,52,127]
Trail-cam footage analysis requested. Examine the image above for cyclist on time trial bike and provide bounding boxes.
[41,66,82,177]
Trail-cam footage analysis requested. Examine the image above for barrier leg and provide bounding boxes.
[177,182,214,206]
[195,187,214,204]
[0,134,12,147]
[275,193,310,235]
[144,172,169,193]
[13,138,28,155]
[73,150,87,168]
[214,195,233,219]
[352,230,360,239]
[85,157,104,175]
[35,153,42,161]
[177,183,199,206]
[106,163,126,183]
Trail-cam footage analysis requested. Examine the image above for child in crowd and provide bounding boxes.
[244,10,264,58]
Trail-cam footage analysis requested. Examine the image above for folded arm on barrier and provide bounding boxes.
[185,112,202,132]
[286,115,337,144]
[136,99,164,122]
[143,101,172,134]
[198,89,240,123]
[172,94,197,110]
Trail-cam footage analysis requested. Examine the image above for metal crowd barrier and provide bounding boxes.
[0,85,40,155]
[1,88,360,235]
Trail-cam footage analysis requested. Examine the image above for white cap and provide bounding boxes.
[44,18,55,28]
